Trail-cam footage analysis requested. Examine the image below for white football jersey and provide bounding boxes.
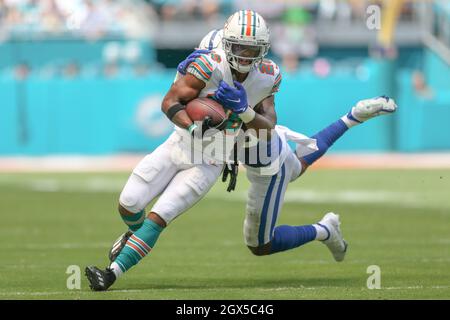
[185,29,317,175]
[186,49,281,130]
[174,48,282,165]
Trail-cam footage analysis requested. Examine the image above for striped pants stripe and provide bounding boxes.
[243,151,302,247]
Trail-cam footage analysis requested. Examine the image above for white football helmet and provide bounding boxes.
[222,10,270,73]
[198,29,223,50]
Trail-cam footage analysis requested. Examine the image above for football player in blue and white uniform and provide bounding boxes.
[177,20,397,258]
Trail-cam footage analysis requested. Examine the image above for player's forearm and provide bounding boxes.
[240,96,277,138]
[162,80,201,129]
[242,113,275,139]
[161,75,206,130]
[161,96,194,129]
[170,109,194,129]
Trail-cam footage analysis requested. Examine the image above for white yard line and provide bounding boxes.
[1,285,449,297]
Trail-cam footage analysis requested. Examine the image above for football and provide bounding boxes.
[185,97,227,126]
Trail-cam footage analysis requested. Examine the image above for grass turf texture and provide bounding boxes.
[0,169,449,299]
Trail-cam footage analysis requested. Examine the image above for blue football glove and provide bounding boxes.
[214,80,248,114]
[177,49,211,75]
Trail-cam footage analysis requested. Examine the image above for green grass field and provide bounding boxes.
[0,169,449,299]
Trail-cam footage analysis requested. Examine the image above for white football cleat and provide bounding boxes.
[348,95,397,123]
[317,212,348,262]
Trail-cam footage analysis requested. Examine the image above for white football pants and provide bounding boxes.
[119,132,223,224]
[243,150,302,247]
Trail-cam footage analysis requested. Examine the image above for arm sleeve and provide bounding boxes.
[186,54,216,83]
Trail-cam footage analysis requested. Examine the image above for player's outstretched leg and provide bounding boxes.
[246,211,347,261]
[106,207,149,263]
[86,213,165,291]
[108,170,175,262]
[244,152,347,261]
[298,96,397,168]
[268,212,347,262]
[108,206,145,263]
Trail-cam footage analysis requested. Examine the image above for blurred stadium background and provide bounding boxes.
[0,0,450,299]
[1,0,449,156]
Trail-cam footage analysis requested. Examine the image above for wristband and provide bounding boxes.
[238,107,256,123]
[166,103,186,121]
[187,123,198,134]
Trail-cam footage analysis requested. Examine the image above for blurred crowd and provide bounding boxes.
[0,0,432,76]
[149,0,417,24]
[0,0,419,40]
[0,0,157,40]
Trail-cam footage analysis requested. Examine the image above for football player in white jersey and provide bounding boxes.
[85,10,397,291]
[176,22,397,258]
[84,10,295,291]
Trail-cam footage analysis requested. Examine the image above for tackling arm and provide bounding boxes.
[245,95,277,139]
[161,74,206,129]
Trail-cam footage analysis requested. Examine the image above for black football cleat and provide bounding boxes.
[108,231,133,263]
[85,266,116,291]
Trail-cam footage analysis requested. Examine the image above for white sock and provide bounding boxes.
[313,223,330,241]
[109,262,123,278]
[340,113,360,128]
